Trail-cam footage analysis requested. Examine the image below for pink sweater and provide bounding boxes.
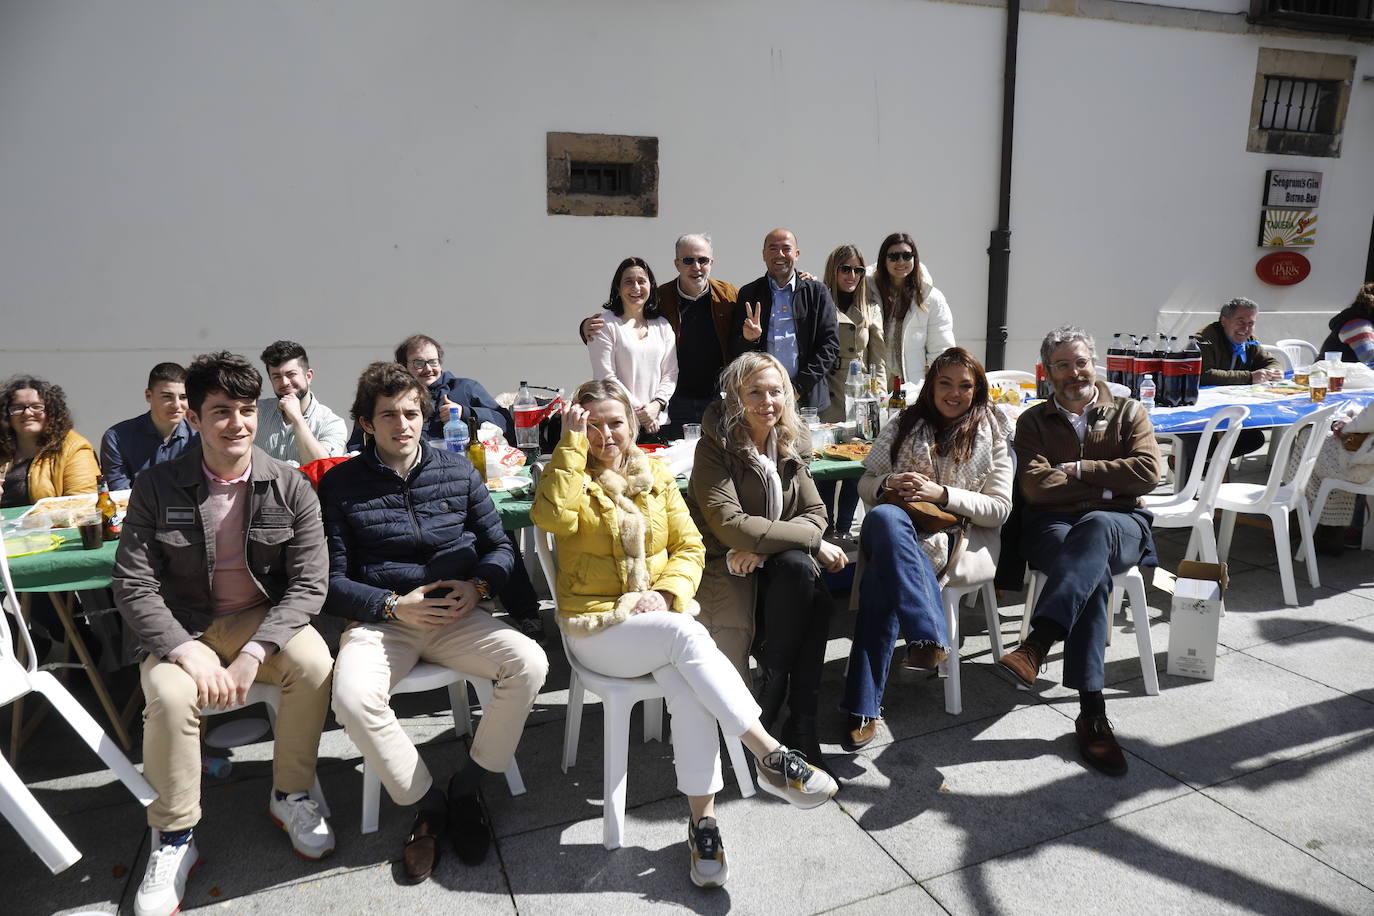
[588,310,678,409]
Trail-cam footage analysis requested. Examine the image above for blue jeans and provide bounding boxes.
[816,478,861,537]
[841,504,947,719]
[1022,510,1149,692]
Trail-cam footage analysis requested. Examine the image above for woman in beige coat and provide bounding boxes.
[842,348,1011,751]
[687,353,848,767]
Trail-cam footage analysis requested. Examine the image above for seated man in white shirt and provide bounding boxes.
[254,340,348,466]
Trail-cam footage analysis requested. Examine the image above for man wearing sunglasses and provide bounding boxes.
[729,228,839,412]
[577,234,739,437]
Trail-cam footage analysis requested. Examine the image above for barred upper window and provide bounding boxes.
[1258,77,1340,134]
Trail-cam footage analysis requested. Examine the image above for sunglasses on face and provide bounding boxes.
[679,257,712,267]
[838,265,865,276]
[886,251,915,262]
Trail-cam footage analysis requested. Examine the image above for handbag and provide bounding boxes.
[1342,431,1369,452]
[879,490,961,534]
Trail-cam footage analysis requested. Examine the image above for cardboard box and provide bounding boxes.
[1166,560,1229,680]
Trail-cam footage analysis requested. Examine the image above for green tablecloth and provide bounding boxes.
[2,506,118,592]
[490,456,866,531]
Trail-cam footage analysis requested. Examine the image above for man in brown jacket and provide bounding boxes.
[113,351,335,916]
[997,327,1161,777]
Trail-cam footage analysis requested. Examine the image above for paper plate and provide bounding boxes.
[485,476,531,493]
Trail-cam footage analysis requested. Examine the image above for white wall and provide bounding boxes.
[1,0,1370,442]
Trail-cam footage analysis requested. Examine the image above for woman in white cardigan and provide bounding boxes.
[588,256,678,441]
[866,232,956,381]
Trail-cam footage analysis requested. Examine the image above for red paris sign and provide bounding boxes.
[1255,251,1311,286]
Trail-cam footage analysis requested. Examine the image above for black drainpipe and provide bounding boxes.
[985,0,1021,371]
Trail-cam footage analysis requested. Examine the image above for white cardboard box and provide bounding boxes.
[1166,561,1228,680]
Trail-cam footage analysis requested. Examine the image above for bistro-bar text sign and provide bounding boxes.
[1264,170,1321,208]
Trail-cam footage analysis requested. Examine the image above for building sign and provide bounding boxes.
[1255,251,1311,286]
[1263,170,1321,208]
[1258,209,1317,248]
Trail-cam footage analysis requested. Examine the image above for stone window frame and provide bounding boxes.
[547,132,659,217]
[1246,48,1355,158]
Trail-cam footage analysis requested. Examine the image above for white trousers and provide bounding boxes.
[569,611,760,797]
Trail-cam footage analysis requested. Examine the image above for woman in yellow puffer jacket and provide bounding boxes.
[1,375,99,508]
[531,379,837,889]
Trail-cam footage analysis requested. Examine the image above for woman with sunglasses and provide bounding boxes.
[868,233,955,381]
[1,375,99,508]
[588,257,678,443]
[819,244,885,537]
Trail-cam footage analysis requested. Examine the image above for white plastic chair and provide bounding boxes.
[986,370,1034,386]
[1276,338,1319,367]
[533,531,755,850]
[1144,405,1250,563]
[0,528,156,873]
[1310,476,1374,553]
[199,683,330,818]
[1019,567,1160,696]
[357,664,525,835]
[938,580,1004,715]
[1268,347,1295,373]
[1215,403,1338,604]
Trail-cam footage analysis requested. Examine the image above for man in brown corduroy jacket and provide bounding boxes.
[998,326,1161,778]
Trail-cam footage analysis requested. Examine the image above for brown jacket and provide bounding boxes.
[686,401,825,680]
[1195,320,1280,386]
[1014,381,1161,514]
[656,278,738,362]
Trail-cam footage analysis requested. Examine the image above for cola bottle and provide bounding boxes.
[1132,336,1154,399]
[1035,362,1051,400]
[1159,336,1184,408]
[1182,336,1203,406]
[1107,332,1127,387]
[513,381,541,453]
[1121,334,1137,396]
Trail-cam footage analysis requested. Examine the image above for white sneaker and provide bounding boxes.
[269,791,336,860]
[134,833,199,916]
[755,745,839,809]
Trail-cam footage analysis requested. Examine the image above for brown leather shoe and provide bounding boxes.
[402,808,446,884]
[1075,713,1128,776]
[904,643,949,671]
[841,716,882,752]
[996,641,1046,688]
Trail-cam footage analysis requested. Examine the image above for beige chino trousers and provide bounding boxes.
[140,605,334,831]
[331,606,548,807]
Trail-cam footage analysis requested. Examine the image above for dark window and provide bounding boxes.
[1258,77,1340,133]
[569,162,632,195]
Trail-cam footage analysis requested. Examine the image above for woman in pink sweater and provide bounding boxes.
[588,257,678,443]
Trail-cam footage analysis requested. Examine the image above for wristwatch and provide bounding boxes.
[472,578,492,601]
[382,591,400,621]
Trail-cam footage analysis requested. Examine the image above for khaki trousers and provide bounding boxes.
[331,607,548,807]
[140,606,334,831]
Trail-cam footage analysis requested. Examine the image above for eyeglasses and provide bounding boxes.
[838,265,865,276]
[679,257,712,267]
[885,251,915,262]
[7,404,45,416]
[409,359,442,371]
[1049,358,1093,373]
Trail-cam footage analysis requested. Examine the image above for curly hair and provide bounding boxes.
[1351,282,1374,317]
[889,347,996,464]
[0,375,75,466]
[351,361,432,424]
[716,352,805,461]
[874,232,926,326]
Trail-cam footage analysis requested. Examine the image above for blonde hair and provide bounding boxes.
[717,352,805,460]
[570,379,639,469]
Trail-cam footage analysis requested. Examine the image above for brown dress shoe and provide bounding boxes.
[1075,713,1128,776]
[841,716,882,752]
[402,808,446,884]
[904,643,949,671]
[996,641,1046,688]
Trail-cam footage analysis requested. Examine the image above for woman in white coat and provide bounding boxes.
[867,232,956,381]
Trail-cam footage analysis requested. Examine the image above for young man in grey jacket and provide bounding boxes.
[113,351,336,916]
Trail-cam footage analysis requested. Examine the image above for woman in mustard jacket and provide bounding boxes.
[531,379,836,889]
[1,375,99,508]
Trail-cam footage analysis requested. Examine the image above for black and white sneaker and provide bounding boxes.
[688,816,728,888]
[514,616,547,645]
[755,745,839,809]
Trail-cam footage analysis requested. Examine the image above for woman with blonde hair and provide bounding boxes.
[688,353,849,768]
[532,378,837,889]
[868,232,956,380]
[820,243,885,536]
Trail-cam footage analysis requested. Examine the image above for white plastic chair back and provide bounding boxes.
[985,370,1034,386]
[1255,404,1338,507]
[1268,347,1295,373]
[0,528,42,686]
[1276,338,1319,366]
[1192,406,1250,509]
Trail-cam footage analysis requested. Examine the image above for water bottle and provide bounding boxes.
[1138,374,1156,410]
[844,360,863,424]
[443,406,468,454]
[513,381,541,452]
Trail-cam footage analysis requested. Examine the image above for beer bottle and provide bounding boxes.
[888,376,906,412]
[466,414,487,480]
[96,474,120,541]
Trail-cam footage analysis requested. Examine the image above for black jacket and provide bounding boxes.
[729,275,840,411]
[1321,305,1372,363]
[317,443,513,623]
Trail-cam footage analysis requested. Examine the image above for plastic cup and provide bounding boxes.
[1293,369,1310,387]
[76,513,103,550]
[1309,371,1328,402]
[682,423,702,442]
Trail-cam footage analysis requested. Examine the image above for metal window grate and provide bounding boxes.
[1258,77,1339,133]
[569,162,632,195]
